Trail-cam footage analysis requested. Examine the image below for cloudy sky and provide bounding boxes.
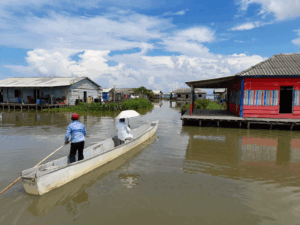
[0,0,300,92]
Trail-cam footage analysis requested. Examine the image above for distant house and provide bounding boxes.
[163,93,171,98]
[171,88,206,101]
[0,77,101,106]
[153,90,163,99]
[114,88,135,101]
[102,88,114,101]
[213,88,226,101]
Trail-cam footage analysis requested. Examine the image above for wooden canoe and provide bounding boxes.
[21,120,159,195]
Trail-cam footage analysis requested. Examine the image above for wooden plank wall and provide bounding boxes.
[243,77,300,118]
[68,79,101,105]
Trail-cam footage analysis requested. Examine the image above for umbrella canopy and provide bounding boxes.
[116,110,140,119]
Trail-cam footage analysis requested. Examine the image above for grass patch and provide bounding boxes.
[182,99,226,111]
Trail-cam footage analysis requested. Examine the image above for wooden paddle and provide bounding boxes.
[0,144,67,195]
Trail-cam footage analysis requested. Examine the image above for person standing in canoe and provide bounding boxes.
[116,118,133,144]
[65,113,87,163]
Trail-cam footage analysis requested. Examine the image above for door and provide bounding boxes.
[103,92,108,101]
[84,91,87,103]
[279,86,293,113]
[0,89,3,103]
[33,90,40,103]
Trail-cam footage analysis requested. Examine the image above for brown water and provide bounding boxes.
[1,100,300,225]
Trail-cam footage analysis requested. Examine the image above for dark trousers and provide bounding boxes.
[69,141,85,163]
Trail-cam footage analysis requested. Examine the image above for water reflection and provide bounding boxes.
[118,174,140,188]
[182,126,300,186]
[169,100,188,108]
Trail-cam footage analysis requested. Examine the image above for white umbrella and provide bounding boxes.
[116,110,140,126]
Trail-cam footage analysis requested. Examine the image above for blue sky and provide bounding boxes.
[0,0,300,92]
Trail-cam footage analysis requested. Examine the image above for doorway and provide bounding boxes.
[84,91,87,103]
[279,86,293,114]
[0,89,3,103]
[33,89,40,103]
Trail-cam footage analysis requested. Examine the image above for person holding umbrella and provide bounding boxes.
[116,110,140,144]
[116,118,133,144]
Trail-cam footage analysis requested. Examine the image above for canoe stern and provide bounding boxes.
[22,178,40,195]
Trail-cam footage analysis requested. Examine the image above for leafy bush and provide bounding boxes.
[182,99,211,111]
[44,98,153,112]
[194,99,210,109]
[133,86,154,99]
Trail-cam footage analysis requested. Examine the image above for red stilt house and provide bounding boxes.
[186,53,300,119]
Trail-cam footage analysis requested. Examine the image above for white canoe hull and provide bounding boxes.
[22,121,158,195]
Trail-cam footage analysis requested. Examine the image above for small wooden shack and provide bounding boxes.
[102,88,114,101]
[114,88,135,101]
[153,90,163,99]
[213,88,226,102]
[171,88,206,101]
[0,77,101,108]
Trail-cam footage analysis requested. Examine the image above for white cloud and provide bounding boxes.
[234,40,244,43]
[236,0,300,21]
[160,27,216,57]
[0,3,266,92]
[163,9,188,16]
[292,30,300,45]
[6,49,265,92]
[0,11,173,51]
[230,21,272,31]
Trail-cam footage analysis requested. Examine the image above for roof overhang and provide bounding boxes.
[185,75,238,88]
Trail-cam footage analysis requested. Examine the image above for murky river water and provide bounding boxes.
[1,100,300,225]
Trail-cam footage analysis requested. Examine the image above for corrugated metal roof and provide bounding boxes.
[237,53,300,76]
[115,88,135,94]
[0,77,100,88]
[102,88,113,93]
[171,88,206,94]
[153,90,162,94]
[213,88,226,93]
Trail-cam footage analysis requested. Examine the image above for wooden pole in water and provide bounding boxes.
[0,144,67,195]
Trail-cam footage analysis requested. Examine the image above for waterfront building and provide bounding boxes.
[186,53,300,119]
[0,77,101,107]
[213,88,226,102]
[102,88,114,101]
[153,90,163,99]
[171,88,206,101]
[114,88,135,101]
[163,93,171,98]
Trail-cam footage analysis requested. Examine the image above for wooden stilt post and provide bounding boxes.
[247,122,250,129]
[190,85,195,116]
[6,88,9,110]
[270,123,273,130]
[51,88,53,106]
[21,89,24,105]
[199,120,202,127]
[217,121,219,127]
[239,122,242,128]
[6,88,8,104]
[290,123,295,131]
